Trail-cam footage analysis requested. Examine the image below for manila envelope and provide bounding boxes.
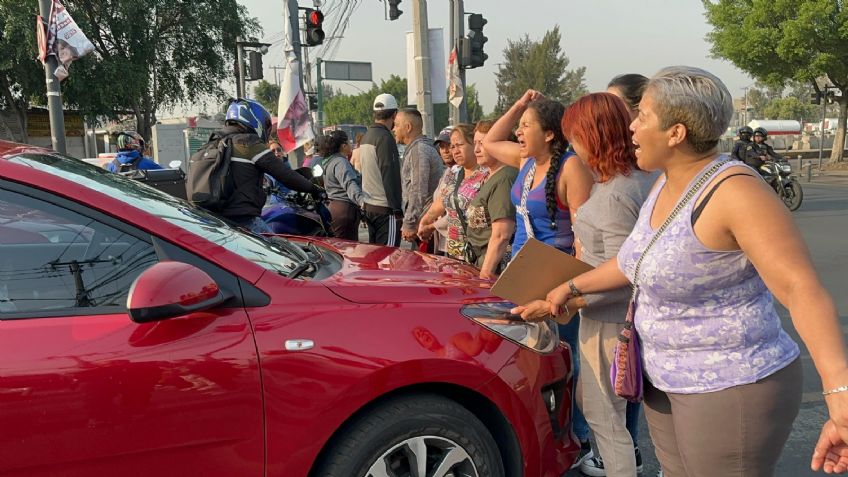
[491,238,594,309]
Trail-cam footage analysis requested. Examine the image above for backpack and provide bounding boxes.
[186,132,235,212]
[111,154,142,173]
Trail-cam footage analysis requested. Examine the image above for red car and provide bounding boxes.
[0,140,578,477]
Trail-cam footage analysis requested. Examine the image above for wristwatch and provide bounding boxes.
[567,280,583,297]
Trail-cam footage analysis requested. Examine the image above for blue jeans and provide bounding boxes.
[626,401,641,443]
[558,316,590,442]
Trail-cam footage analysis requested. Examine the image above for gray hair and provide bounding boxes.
[647,66,733,154]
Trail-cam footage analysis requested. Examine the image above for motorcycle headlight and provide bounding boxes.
[460,302,559,354]
[311,164,325,177]
[778,162,792,173]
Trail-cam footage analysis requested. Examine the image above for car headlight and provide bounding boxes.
[460,302,559,354]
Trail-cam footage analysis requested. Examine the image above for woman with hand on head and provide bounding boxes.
[483,90,595,468]
[418,124,488,262]
[515,66,848,477]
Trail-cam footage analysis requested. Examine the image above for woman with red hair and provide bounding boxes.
[515,92,658,477]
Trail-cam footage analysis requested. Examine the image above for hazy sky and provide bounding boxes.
[202,0,755,116]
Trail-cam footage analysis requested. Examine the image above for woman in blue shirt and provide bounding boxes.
[483,89,595,469]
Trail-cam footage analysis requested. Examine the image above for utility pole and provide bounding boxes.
[818,86,831,169]
[37,0,67,154]
[412,0,434,138]
[287,0,306,165]
[452,0,468,123]
[270,66,285,86]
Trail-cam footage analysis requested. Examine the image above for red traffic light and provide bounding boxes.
[307,9,324,27]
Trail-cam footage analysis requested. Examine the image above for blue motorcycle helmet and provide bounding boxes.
[225,98,273,142]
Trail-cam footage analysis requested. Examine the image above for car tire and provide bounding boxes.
[313,393,505,477]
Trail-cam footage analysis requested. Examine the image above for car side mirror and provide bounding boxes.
[127,261,228,323]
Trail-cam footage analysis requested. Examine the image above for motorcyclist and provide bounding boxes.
[107,131,162,173]
[217,98,325,233]
[731,126,756,163]
[749,127,784,168]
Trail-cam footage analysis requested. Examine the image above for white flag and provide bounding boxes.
[276,2,314,154]
[38,0,94,81]
[448,46,464,108]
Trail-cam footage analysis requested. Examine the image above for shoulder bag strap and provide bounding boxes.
[452,168,469,234]
[629,160,729,299]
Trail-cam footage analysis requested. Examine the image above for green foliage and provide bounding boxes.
[494,25,586,115]
[0,0,50,140]
[703,0,848,161]
[323,75,408,126]
[762,97,819,121]
[1,0,259,142]
[253,80,279,115]
[465,83,484,123]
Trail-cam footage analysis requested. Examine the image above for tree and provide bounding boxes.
[2,0,259,144]
[465,83,485,123]
[0,0,49,142]
[253,80,280,115]
[323,75,408,126]
[494,26,586,115]
[704,0,848,163]
[763,97,819,122]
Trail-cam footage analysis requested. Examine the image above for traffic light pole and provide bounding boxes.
[412,0,434,138]
[37,0,67,154]
[451,0,468,123]
[236,36,245,98]
[316,58,324,132]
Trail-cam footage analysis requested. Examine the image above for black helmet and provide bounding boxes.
[738,126,753,136]
[753,127,768,139]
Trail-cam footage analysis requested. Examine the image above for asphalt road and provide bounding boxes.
[566,180,848,477]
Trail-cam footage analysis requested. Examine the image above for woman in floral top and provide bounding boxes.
[418,124,488,261]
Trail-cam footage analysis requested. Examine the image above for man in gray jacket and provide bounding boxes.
[359,93,403,246]
[393,108,444,244]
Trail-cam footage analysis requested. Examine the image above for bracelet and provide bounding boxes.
[567,280,583,297]
[822,385,848,396]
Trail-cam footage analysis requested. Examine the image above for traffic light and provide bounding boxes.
[247,50,264,81]
[811,91,822,105]
[307,94,318,111]
[463,13,488,69]
[305,8,325,47]
[388,0,402,21]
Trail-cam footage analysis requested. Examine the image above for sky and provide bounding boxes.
[178,0,756,117]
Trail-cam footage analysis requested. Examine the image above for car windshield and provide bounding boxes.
[7,152,298,274]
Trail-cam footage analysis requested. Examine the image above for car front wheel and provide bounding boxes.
[313,394,505,477]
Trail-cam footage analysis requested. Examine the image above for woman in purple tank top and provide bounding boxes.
[514,67,848,476]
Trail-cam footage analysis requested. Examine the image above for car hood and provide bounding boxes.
[292,237,498,304]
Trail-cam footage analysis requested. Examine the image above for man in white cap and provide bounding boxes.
[359,93,403,246]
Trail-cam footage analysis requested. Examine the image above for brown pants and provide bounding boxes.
[644,359,802,477]
[328,200,361,241]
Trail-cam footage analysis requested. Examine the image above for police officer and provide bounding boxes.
[731,126,755,163]
[751,127,784,164]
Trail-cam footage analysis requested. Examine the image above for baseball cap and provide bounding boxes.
[373,93,399,111]
[434,126,453,145]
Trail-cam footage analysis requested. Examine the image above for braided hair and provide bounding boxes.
[526,99,568,230]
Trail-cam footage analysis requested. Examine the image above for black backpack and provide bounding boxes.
[186,132,234,212]
[111,154,142,173]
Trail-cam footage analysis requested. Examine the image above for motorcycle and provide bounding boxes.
[758,159,803,211]
[261,168,333,237]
